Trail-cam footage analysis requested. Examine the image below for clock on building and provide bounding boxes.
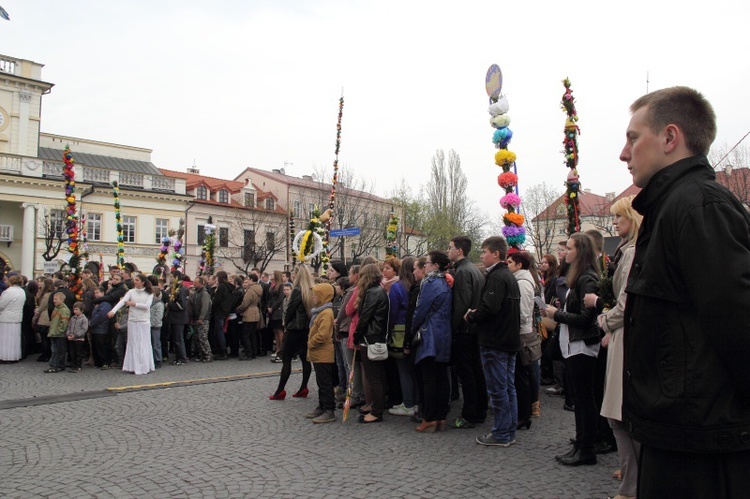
[0,106,8,131]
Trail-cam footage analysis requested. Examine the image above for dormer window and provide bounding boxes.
[245,192,255,207]
[197,185,207,200]
[219,189,229,203]
[265,198,275,210]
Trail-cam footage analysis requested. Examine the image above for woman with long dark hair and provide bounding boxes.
[270,265,314,400]
[584,196,642,498]
[353,263,390,424]
[544,233,600,466]
[411,251,453,432]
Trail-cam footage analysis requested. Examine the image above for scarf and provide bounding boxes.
[309,302,332,328]
[381,276,398,293]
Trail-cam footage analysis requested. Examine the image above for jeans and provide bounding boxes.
[480,347,517,443]
[396,357,419,408]
[334,340,348,390]
[49,337,67,369]
[452,333,488,422]
[151,327,162,365]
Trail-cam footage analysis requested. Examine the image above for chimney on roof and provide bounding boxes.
[302,174,313,181]
[187,166,199,174]
[272,169,281,174]
[606,192,615,201]
[725,164,733,176]
[583,188,591,194]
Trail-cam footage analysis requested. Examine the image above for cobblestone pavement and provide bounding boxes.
[0,357,618,498]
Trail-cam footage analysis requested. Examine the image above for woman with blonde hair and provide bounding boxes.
[584,195,642,499]
[270,265,314,400]
[267,270,286,362]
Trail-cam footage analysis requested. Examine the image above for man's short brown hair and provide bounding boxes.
[630,86,716,157]
[481,236,508,260]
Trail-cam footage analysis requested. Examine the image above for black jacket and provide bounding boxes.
[451,258,484,335]
[403,279,421,350]
[212,281,234,317]
[623,155,750,453]
[166,284,189,325]
[466,262,520,353]
[553,269,600,345]
[354,286,389,345]
[284,287,309,331]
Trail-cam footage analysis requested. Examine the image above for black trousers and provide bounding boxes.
[239,321,257,358]
[92,333,112,367]
[639,445,750,498]
[416,356,450,423]
[515,354,532,422]
[313,362,336,411]
[360,353,387,417]
[70,340,87,368]
[566,354,597,452]
[452,333,488,422]
[595,345,615,444]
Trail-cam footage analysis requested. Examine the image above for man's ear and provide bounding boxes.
[663,124,681,154]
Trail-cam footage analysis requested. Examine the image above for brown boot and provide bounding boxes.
[531,400,541,417]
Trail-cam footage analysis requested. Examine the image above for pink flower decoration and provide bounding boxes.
[499,193,521,209]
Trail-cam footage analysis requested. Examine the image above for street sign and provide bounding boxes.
[43,261,58,274]
[330,227,361,238]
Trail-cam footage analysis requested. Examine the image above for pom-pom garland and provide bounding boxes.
[112,181,126,269]
[321,95,344,275]
[561,78,581,236]
[170,218,186,273]
[199,217,216,276]
[486,64,525,250]
[63,145,82,298]
[385,211,399,257]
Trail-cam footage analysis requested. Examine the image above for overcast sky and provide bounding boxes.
[3,0,748,222]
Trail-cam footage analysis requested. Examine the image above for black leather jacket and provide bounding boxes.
[354,286,389,345]
[553,269,600,345]
[284,287,309,331]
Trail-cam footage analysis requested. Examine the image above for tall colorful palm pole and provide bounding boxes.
[486,65,525,252]
[112,181,126,268]
[322,95,344,275]
[561,78,581,236]
[63,146,82,298]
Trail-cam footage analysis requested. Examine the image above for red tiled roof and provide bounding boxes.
[533,190,611,222]
[236,167,391,204]
[160,168,246,193]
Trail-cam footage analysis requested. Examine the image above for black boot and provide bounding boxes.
[555,445,578,462]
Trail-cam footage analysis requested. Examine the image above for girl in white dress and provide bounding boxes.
[108,273,155,375]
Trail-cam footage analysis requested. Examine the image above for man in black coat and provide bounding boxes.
[621,86,750,497]
[448,236,487,429]
[465,236,520,447]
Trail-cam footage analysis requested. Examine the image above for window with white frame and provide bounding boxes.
[122,216,136,243]
[265,198,274,210]
[155,218,168,244]
[87,213,102,241]
[197,185,207,200]
[308,202,315,215]
[245,192,255,207]
[219,189,229,204]
[219,227,229,247]
[293,200,301,218]
[49,209,65,239]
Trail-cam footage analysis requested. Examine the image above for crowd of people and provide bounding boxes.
[0,86,748,498]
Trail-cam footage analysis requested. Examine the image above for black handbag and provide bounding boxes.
[543,325,563,361]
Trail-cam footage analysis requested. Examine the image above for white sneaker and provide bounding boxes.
[388,404,415,417]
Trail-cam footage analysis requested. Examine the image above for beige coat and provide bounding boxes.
[237,282,263,323]
[307,283,335,363]
[599,242,635,421]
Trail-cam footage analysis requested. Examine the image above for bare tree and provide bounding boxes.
[389,178,429,257]
[711,143,750,208]
[585,198,617,237]
[422,149,487,259]
[216,208,288,274]
[38,206,66,262]
[521,182,564,260]
[310,165,391,264]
